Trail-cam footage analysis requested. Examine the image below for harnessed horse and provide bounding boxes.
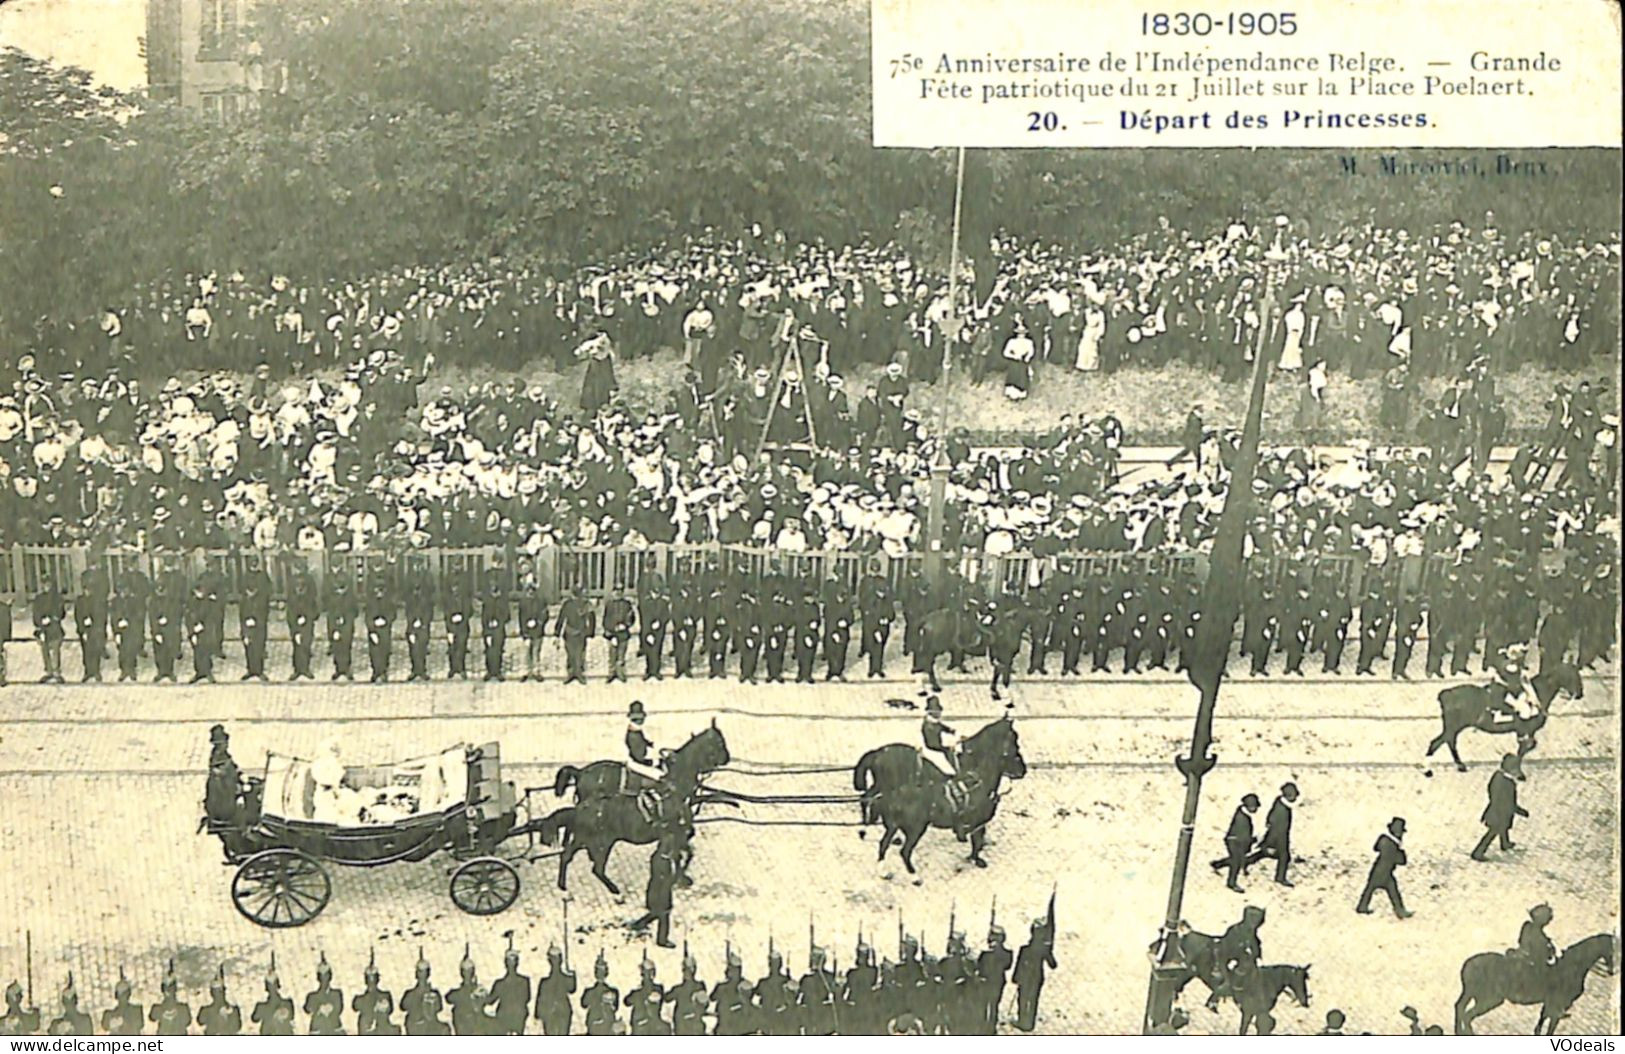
[851,715,1026,871]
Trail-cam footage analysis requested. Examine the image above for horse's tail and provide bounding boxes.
[553,765,580,797]
[539,807,575,847]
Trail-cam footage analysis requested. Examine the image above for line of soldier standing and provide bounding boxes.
[0,913,1057,1036]
[11,536,1606,687]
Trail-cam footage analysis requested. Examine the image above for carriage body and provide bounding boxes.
[204,742,523,927]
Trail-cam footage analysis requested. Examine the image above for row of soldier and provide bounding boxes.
[0,914,1057,1036]
[9,549,1607,687]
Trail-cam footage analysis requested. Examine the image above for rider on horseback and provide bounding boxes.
[921,697,961,774]
[1489,645,1538,723]
[1507,903,1558,988]
[625,702,665,782]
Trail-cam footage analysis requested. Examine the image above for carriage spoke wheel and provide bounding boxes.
[450,857,521,916]
[231,849,331,929]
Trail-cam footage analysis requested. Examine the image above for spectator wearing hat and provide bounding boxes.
[1246,782,1300,887]
[1213,793,1260,893]
[1471,754,1530,861]
[1356,817,1413,918]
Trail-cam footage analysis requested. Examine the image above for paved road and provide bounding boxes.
[0,675,1616,1035]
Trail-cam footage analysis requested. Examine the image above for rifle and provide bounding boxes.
[562,894,572,971]
[947,900,957,952]
[25,930,33,1009]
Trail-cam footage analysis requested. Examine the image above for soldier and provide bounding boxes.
[1012,915,1056,1032]
[822,578,855,680]
[516,572,549,681]
[48,975,93,1036]
[238,561,272,681]
[632,828,681,948]
[1315,573,1354,673]
[150,571,185,682]
[446,945,487,1037]
[1390,584,1425,680]
[404,571,436,682]
[32,573,67,684]
[1425,570,1460,677]
[1472,754,1530,861]
[941,931,980,1036]
[899,567,931,662]
[366,574,396,683]
[793,581,822,684]
[74,570,108,682]
[894,935,926,1026]
[580,952,621,1036]
[304,953,344,1035]
[111,571,147,682]
[762,576,792,683]
[353,951,397,1036]
[637,572,670,680]
[286,572,317,680]
[704,576,733,679]
[662,948,705,1036]
[491,939,531,1036]
[326,575,358,680]
[0,979,41,1035]
[188,576,225,683]
[602,590,636,683]
[250,957,295,1035]
[100,968,144,1035]
[401,950,450,1036]
[669,573,700,679]
[1280,578,1314,676]
[734,582,764,683]
[532,945,576,1036]
[1243,580,1278,677]
[1058,584,1089,676]
[1356,817,1413,918]
[625,955,668,1035]
[797,946,839,1035]
[753,947,795,1036]
[976,925,1013,1035]
[480,568,510,681]
[197,967,242,1036]
[1355,569,1395,676]
[149,960,192,1035]
[842,938,879,1035]
[443,574,473,679]
[554,588,595,685]
[710,946,753,1036]
[858,561,897,677]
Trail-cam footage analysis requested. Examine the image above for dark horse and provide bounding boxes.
[540,721,730,892]
[1455,933,1616,1035]
[851,714,1026,871]
[913,608,985,693]
[1234,964,1311,1036]
[1427,662,1584,771]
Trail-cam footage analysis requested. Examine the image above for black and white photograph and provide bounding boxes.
[0,0,1619,1037]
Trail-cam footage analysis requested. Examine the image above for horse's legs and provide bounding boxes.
[588,842,620,896]
[1425,724,1449,757]
[557,833,578,891]
[1257,1011,1276,1036]
[899,822,928,874]
[1237,1010,1251,1036]
[878,820,896,862]
[990,663,1002,701]
[928,654,942,694]
[969,827,989,868]
[1446,730,1468,771]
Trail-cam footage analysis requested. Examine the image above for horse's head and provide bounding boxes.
[1288,965,1311,1008]
[1558,933,1617,980]
[965,714,1027,782]
[668,720,730,785]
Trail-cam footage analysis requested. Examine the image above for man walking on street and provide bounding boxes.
[1471,754,1530,861]
[1356,817,1413,918]
[1247,782,1299,886]
[1212,793,1260,892]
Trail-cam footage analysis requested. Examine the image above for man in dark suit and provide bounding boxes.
[1247,782,1300,886]
[1471,754,1529,861]
[1356,817,1413,918]
[1211,793,1260,893]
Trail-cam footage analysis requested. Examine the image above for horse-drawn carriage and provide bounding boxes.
[202,741,540,928]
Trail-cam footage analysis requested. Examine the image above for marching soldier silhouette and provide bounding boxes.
[401,950,450,1036]
[238,562,272,681]
[977,925,1013,1035]
[581,951,621,1035]
[667,947,707,1036]
[753,945,795,1036]
[842,937,879,1035]
[303,952,344,1035]
[491,937,531,1035]
[353,951,398,1035]
[446,945,487,1036]
[197,967,242,1036]
[797,945,839,1035]
[710,946,753,1036]
[533,944,576,1036]
[48,974,93,1036]
[101,969,143,1035]
[149,959,192,1035]
[251,956,295,1036]
[625,954,668,1035]
[1013,901,1057,1032]
[0,979,40,1035]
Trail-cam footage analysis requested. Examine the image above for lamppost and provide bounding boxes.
[1142,215,1292,1033]
[924,147,968,587]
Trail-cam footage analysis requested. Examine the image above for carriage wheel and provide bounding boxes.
[450,857,521,916]
[231,849,332,929]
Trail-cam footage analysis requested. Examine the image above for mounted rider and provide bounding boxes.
[1507,903,1558,988]
[1488,644,1538,723]
[625,702,666,783]
[921,697,961,774]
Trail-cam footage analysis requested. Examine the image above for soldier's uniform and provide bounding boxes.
[517,577,549,681]
[633,834,680,948]
[31,577,67,684]
[894,940,927,1026]
[753,953,795,1036]
[841,944,879,1035]
[734,585,764,683]
[285,573,318,680]
[1315,578,1354,673]
[0,980,41,1035]
[404,578,436,681]
[625,960,668,1036]
[1390,585,1425,679]
[976,927,1013,1035]
[1280,579,1314,675]
[899,569,931,661]
[149,575,183,682]
[197,972,242,1036]
[352,956,398,1036]
[554,591,595,684]
[480,572,510,681]
[48,978,93,1036]
[667,955,706,1036]
[74,573,108,682]
[326,577,358,680]
[1243,581,1279,677]
[239,565,272,681]
[580,954,621,1036]
[1355,569,1395,676]
[857,567,897,677]
[1058,585,1088,676]
[668,575,699,679]
[797,949,839,1036]
[709,952,753,1036]
[443,576,473,679]
[100,973,143,1035]
[637,575,670,680]
[822,579,854,680]
[1012,918,1057,1032]
[111,571,148,682]
[401,954,449,1036]
[366,576,396,682]
[251,966,295,1035]
[762,577,793,683]
[793,583,822,683]
[491,947,531,1036]
[150,963,193,1035]
[303,956,344,1035]
[602,593,636,682]
[704,580,733,678]
[446,950,488,1037]
[532,947,576,1036]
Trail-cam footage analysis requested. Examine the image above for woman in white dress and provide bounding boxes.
[1075,306,1106,372]
[1278,295,1307,371]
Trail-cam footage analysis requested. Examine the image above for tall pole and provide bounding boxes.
[925,147,968,588]
[1142,226,1286,1033]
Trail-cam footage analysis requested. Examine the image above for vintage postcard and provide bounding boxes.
[0,0,1618,1038]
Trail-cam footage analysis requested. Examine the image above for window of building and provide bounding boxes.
[198,0,238,59]
[201,91,242,125]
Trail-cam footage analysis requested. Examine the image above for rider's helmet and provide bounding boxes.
[925,696,943,716]
[1529,903,1553,926]
[593,951,609,981]
[316,953,332,983]
[114,971,132,1001]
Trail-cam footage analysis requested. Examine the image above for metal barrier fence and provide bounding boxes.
[0,544,1463,609]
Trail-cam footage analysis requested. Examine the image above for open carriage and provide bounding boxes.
[202,742,533,928]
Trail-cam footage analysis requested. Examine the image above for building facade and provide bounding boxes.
[145,0,259,119]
